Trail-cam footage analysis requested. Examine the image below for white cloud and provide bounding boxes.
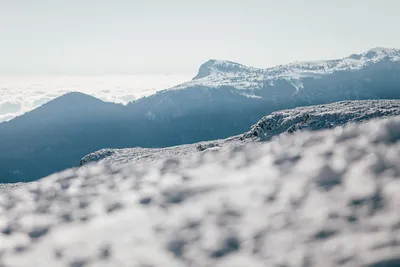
[0,74,192,122]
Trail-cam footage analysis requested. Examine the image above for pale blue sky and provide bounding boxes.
[1,0,399,74]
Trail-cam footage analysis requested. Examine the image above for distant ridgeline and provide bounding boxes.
[1,48,400,182]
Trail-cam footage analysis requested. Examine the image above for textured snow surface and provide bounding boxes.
[244,100,400,141]
[0,183,25,193]
[175,47,400,90]
[1,116,400,267]
[81,100,400,166]
[80,137,246,166]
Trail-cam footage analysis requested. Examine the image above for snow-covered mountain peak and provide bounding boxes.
[365,46,399,54]
[192,59,257,80]
[173,47,400,91]
[348,47,400,61]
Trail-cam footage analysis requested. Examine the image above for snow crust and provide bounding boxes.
[1,116,400,267]
[175,48,400,90]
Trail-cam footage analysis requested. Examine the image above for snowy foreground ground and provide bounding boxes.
[1,116,400,267]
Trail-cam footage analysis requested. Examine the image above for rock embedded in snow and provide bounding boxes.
[1,116,400,267]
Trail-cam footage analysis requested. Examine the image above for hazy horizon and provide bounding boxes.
[1,0,400,75]
[0,73,193,122]
[2,0,400,121]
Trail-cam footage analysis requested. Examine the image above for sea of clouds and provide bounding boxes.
[0,74,192,122]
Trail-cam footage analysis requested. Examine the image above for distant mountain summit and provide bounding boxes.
[185,47,400,90]
[192,59,260,80]
[128,47,400,124]
[46,91,103,104]
[5,91,125,128]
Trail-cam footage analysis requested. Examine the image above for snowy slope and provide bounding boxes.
[244,99,400,141]
[175,47,400,91]
[81,100,400,166]
[80,136,247,167]
[1,116,400,267]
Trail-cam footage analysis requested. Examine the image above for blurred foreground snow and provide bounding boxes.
[1,116,400,267]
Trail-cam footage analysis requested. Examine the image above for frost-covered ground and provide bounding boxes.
[0,116,400,267]
[0,74,191,122]
[81,100,400,166]
[244,100,400,141]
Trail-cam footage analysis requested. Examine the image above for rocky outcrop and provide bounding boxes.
[243,100,400,141]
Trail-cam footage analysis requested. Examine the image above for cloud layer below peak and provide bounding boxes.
[0,74,192,122]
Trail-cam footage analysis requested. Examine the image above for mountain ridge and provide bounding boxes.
[183,47,400,91]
